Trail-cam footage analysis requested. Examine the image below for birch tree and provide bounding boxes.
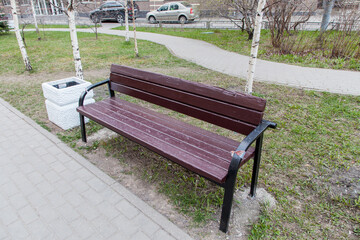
[10,0,32,71]
[66,0,83,79]
[130,0,139,57]
[245,0,266,94]
[125,1,130,42]
[30,0,41,40]
[320,0,336,33]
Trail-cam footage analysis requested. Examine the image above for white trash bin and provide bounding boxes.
[42,77,95,130]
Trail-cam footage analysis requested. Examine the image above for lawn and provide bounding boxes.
[114,26,360,71]
[0,31,359,239]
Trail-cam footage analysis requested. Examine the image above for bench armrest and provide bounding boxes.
[228,120,277,173]
[78,78,110,107]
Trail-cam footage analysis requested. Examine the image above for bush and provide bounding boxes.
[0,21,9,33]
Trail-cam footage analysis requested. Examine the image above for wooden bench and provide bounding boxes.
[77,64,276,233]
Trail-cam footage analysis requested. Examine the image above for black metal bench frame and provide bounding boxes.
[77,64,276,233]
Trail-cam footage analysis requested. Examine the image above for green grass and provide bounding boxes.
[0,31,359,239]
[114,26,360,71]
[0,31,191,75]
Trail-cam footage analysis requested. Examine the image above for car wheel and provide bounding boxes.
[179,16,187,24]
[116,14,124,23]
[149,16,156,24]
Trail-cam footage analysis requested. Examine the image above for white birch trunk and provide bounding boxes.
[125,1,129,42]
[130,0,138,57]
[30,0,40,39]
[42,0,49,15]
[245,0,267,94]
[67,3,83,79]
[49,0,55,15]
[10,0,32,71]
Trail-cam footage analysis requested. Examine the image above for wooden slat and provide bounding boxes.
[77,98,255,183]
[110,82,258,135]
[110,64,267,112]
[110,73,264,126]
[104,98,238,155]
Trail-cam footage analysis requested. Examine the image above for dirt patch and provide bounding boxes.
[320,166,360,201]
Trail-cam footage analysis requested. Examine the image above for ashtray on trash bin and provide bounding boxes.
[42,77,95,130]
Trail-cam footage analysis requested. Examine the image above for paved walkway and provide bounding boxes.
[0,98,192,240]
[69,23,360,95]
[30,26,360,95]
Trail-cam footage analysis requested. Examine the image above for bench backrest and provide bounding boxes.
[109,64,267,135]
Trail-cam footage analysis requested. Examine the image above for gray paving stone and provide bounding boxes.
[27,171,45,185]
[130,231,152,240]
[63,191,86,208]
[47,191,66,208]
[37,180,55,195]
[116,199,140,220]
[43,170,61,184]
[71,218,96,239]
[152,229,176,240]
[0,205,18,226]
[9,193,28,210]
[0,98,193,240]
[81,187,104,205]
[64,160,83,172]
[27,220,52,239]
[26,192,48,209]
[50,161,67,173]
[7,220,30,239]
[88,177,108,193]
[49,218,73,240]
[19,162,35,174]
[91,215,118,238]
[75,167,94,182]
[76,203,101,221]
[132,213,161,237]
[37,205,59,222]
[0,181,19,198]
[18,205,39,224]
[71,179,90,193]
[96,201,120,220]
[58,204,80,222]
[99,187,124,206]
[0,224,9,239]
[53,179,73,195]
[112,214,138,238]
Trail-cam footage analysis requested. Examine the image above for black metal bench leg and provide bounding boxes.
[250,134,264,197]
[219,171,237,233]
[80,114,87,142]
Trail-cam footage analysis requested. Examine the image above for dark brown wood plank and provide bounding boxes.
[110,73,264,126]
[110,83,257,135]
[95,101,232,170]
[79,104,229,182]
[110,64,267,112]
[77,99,256,183]
[105,98,240,149]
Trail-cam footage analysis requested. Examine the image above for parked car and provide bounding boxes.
[89,1,138,23]
[146,1,198,24]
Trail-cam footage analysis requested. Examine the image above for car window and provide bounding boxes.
[181,2,192,7]
[159,5,168,11]
[170,4,179,10]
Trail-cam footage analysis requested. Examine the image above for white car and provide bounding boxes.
[146,1,198,24]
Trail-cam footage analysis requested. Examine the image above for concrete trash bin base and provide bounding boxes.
[42,77,94,130]
[45,99,95,130]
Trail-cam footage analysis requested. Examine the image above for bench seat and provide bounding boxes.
[78,97,255,184]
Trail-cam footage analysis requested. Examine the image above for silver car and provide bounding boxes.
[146,2,197,24]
